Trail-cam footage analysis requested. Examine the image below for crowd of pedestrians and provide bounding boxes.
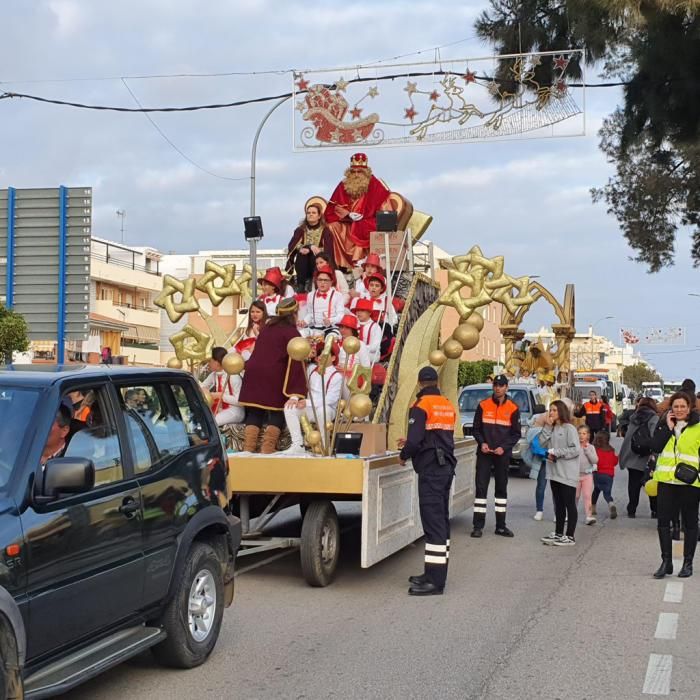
[515,378,700,577]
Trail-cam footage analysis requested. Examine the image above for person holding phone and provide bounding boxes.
[649,392,700,578]
[539,400,581,546]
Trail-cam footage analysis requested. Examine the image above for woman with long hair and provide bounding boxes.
[539,400,582,546]
[650,392,700,578]
[234,300,268,360]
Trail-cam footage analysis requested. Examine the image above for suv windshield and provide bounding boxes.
[459,388,531,415]
[0,386,39,487]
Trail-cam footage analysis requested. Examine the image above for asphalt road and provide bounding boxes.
[67,450,700,699]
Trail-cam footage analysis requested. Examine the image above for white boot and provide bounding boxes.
[282,407,307,455]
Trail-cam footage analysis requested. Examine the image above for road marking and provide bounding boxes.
[663,581,684,604]
[643,654,673,695]
[654,612,679,640]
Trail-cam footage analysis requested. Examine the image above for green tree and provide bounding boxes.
[622,362,662,391]
[458,360,496,387]
[0,305,30,364]
[475,1,700,270]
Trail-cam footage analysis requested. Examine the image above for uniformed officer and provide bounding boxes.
[399,366,457,596]
[471,374,521,538]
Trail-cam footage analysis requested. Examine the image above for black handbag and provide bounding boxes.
[674,462,699,485]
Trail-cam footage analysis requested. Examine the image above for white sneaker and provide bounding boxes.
[586,516,597,525]
[541,532,560,544]
[552,535,576,546]
[281,443,307,455]
[534,511,543,521]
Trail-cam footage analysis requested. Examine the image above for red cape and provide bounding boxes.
[325,175,390,248]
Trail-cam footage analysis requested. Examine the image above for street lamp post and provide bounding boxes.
[248,95,291,293]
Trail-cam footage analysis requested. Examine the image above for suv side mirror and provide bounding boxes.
[40,457,95,500]
[533,404,546,415]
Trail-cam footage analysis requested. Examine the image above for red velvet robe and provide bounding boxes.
[324,175,391,248]
[239,323,307,411]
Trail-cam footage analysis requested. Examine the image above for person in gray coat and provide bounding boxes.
[619,396,659,517]
[538,400,581,546]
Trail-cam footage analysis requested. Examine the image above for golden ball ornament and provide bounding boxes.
[466,312,484,332]
[326,421,335,433]
[644,479,658,497]
[429,349,447,367]
[343,408,352,420]
[453,323,480,351]
[307,430,323,447]
[201,388,214,408]
[349,393,373,419]
[339,399,347,412]
[166,357,183,369]
[221,352,245,375]
[342,335,361,356]
[287,337,312,362]
[442,338,464,360]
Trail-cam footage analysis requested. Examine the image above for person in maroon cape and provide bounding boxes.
[286,201,334,292]
[324,152,391,271]
[239,297,307,453]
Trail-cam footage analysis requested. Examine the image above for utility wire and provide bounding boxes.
[120,78,247,182]
[0,71,628,114]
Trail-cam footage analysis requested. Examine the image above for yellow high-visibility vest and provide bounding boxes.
[654,422,700,488]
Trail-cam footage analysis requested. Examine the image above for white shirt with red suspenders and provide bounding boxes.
[201,371,244,426]
[357,319,381,364]
[258,284,295,317]
[303,288,345,333]
[369,293,398,327]
[307,365,343,420]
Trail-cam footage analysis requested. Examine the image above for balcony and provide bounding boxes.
[94,299,161,329]
[91,258,163,292]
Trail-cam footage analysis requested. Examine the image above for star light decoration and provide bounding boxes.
[437,245,536,321]
[154,275,200,323]
[170,325,213,362]
[195,261,251,307]
[463,70,477,84]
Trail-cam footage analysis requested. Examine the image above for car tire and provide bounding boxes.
[300,501,340,587]
[152,542,225,669]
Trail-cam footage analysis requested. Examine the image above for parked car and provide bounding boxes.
[459,383,544,476]
[0,365,241,698]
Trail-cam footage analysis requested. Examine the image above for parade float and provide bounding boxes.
[153,48,584,585]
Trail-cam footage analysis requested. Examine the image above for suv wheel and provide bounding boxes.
[152,542,225,668]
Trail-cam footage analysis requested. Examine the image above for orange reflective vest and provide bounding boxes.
[480,397,519,428]
[415,394,457,432]
[584,401,603,416]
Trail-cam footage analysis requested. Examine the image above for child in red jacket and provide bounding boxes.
[592,430,619,519]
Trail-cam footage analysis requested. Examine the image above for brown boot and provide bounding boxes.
[260,425,282,454]
[243,425,260,453]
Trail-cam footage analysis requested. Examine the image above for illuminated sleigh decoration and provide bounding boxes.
[301,85,383,146]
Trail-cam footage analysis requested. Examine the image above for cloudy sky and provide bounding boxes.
[2,0,698,377]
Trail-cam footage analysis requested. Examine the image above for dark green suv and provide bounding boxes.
[0,366,241,698]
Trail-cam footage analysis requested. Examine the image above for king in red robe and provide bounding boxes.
[324,153,391,270]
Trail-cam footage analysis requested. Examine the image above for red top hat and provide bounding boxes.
[354,298,374,313]
[313,265,336,284]
[338,314,359,330]
[258,266,284,293]
[362,253,383,271]
[366,272,386,293]
[350,152,368,169]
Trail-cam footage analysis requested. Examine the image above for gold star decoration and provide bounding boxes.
[335,77,349,92]
[404,81,418,96]
[169,325,213,362]
[195,261,247,307]
[346,365,372,395]
[437,245,535,320]
[154,275,200,323]
[368,86,379,98]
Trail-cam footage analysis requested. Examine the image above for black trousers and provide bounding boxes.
[627,469,645,515]
[418,468,454,588]
[473,451,509,528]
[657,482,700,560]
[245,407,284,429]
[550,480,577,538]
[293,249,316,290]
